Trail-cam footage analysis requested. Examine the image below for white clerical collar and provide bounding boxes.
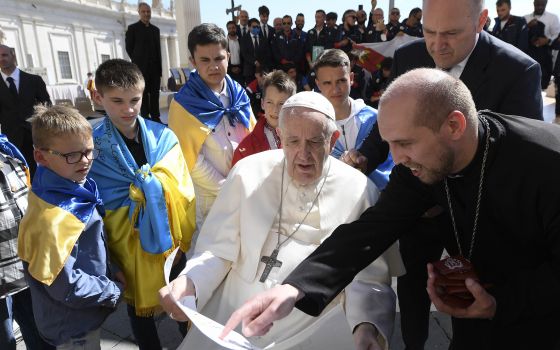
[1,67,20,82]
[439,33,479,79]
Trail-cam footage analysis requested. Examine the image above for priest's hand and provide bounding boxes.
[220,284,303,339]
[158,275,196,322]
[426,263,497,319]
[341,149,368,173]
[353,322,383,350]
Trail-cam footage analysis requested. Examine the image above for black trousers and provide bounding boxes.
[397,213,451,350]
[140,71,161,119]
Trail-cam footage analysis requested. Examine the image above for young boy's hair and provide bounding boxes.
[262,70,296,99]
[94,59,145,95]
[29,105,92,149]
[187,23,227,58]
[313,49,351,74]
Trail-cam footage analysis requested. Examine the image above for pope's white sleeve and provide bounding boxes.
[182,251,232,310]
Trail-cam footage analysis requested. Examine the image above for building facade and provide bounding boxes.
[0,0,187,90]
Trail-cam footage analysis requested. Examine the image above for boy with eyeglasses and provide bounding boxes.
[19,104,124,348]
[90,59,196,350]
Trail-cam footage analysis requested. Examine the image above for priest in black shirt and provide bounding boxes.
[222,68,560,350]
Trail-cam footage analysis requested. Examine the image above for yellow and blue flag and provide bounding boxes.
[89,116,195,316]
[18,166,104,286]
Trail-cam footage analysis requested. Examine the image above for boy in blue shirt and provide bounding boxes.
[18,105,124,348]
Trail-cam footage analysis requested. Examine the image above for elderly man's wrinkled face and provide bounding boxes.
[280,108,338,185]
[239,11,249,25]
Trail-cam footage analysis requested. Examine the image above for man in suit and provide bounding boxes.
[241,18,272,84]
[226,20,244,86]
[236,10,250,39]
[125,2,162,123]
[343,1,543,349]
[258,5,275,45]
[0,45,51,176]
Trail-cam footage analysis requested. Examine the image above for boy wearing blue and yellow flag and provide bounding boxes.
[90,59,196,350]
[168,23,256,229]
[18,105,124,348]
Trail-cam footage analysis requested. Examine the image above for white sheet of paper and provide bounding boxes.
[164,247,273,350]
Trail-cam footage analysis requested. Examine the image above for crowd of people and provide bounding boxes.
[0,0,560,350]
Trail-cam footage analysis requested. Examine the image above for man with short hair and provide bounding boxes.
[366,8,388,42]
[258,5,274,44]
[272,15,305,73]
[334,10,361,53]
[226,20,244,86]
[0,45,51,176]
[125,2,162,123]
[272,17,283,34]
[386,8,404,40]
[306,9,333,69]
[241,18,272,84]
[223,68,560,350]
[524,0,560,90]
[491,0,528,51]
[402,8,423,37]
[237,10,250,38]
[160,91,403,350]
[314,49,392,190]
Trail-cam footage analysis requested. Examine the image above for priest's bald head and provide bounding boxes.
[277,91,340,186]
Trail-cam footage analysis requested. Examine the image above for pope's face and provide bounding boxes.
[280,108,338,186]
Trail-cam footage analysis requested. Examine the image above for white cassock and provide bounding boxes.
[178,149,404,350]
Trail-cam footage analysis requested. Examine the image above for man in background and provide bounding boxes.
[125,2,162,123]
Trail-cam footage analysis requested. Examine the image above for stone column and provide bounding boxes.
[175,0,201,67]
[160,35,170,89]
[168,35,179,69]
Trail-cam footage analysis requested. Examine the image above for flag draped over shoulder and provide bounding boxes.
[18,166,104,286]
[356,34,420,72]
[168,71,255,171]
[89,116,196,315]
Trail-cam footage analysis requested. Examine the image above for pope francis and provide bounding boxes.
[159,91,404,350]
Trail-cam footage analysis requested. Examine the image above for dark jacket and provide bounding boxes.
[125,21,162,76]
[0,70,51,169]
[491,15,528,52]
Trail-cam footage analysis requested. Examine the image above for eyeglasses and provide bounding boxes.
[391,12,400,15]
[282,22,292,25]
[42,148,100,164]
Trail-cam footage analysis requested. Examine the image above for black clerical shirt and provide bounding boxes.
[284,111,560,350]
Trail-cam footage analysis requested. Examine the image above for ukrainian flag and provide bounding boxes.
[18,166,104,286]
[89,116,196,316]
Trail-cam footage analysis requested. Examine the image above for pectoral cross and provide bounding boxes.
[259,248,282,282]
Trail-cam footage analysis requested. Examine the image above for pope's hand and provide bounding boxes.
[426,263,497,319]
[220,284,303,339]
[353,322,383,350]
[341,149,368,173]
[158,275,196,322]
